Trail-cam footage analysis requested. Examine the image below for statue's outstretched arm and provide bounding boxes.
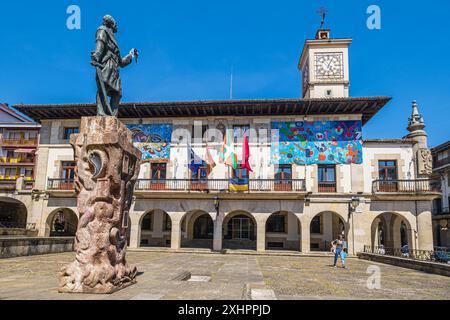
[120,52,133,68]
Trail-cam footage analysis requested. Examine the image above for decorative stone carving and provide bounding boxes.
[59,116,141,294]
[417,148,433,176]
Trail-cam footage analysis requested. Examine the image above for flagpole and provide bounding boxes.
[229,67,233,100]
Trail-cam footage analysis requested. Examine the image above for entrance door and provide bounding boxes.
[61,161,75,190]
[232,217,251,239]
[378,160,398,192]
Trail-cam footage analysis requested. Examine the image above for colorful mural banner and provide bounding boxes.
[127,124,173,162]
[271,120,363,165]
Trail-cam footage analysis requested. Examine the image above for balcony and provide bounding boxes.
[318,182,337,193]
[0,179,17,191]
[433,157,450,169]
[135,178,306,195]
[47,178,75,191]
[372,179,440,200]
[432,207,450,216]
[0,178,34,191]
[0,157,35,165]
[1,138,38,147]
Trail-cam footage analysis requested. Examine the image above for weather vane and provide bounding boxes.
[317,7,328,29]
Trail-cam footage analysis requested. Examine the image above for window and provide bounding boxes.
[318,165,336,192]
[193,214,213,239]
[141,214,152,231]
[233,125,250,143]
[5,168,18,178]
[24,168,34,179]
[266,214,286,233]
[61,161,76,180]
[151,163,167,181]
[7,132,21,140]
[310,216,321,234]
[163,214,172,231]
[378,160,398,192]
[226,215,255,240]
[191,124,209,142]
[63,127,79,140]
[232,162,249,179]
[28,131,38,140]
[274,164,292,191]
[191,165,208,181]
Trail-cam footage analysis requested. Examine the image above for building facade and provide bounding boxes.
[0,104,40,229]
[3,29,439,252]
[431,141,450,248]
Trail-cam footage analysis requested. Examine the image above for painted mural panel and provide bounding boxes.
[271,121,362,165]
[127,124,172,162]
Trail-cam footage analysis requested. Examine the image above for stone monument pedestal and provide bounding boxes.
[59,116,141,294]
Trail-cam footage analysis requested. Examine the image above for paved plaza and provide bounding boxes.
[0,251,449,300]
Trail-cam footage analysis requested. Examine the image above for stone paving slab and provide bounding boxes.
[0,251,448,300]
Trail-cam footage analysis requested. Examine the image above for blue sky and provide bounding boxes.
[0,0,449,146]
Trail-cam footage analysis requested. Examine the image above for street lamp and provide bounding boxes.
[348,197,360,255]
[213,196,220,212]
[350,197,360,212]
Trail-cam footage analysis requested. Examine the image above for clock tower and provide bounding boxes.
[298,29,352,98]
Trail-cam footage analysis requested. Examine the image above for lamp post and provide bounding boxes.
[349,197,360,255]
[213,196,220,213]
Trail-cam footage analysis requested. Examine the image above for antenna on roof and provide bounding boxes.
[229,67,234,100]
[317,6,328,29]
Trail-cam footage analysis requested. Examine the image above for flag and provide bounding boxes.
[205,143,216,175]
[242,129,253,172]
[229,177,249,192]
[219,128,238,169]
[188,146,206,174]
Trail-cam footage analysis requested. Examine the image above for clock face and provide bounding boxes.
[315,53,344,79]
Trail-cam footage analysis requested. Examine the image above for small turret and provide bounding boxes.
[406,100,428,149]
[405,100,432,177]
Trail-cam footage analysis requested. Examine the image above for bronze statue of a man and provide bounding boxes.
[91,15,137,117]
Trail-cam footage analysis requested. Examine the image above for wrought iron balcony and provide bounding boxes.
[135,178,306,193]
[0,138,38,146]
[372,179,438,193]
[432,207,450,216]
[433,157,450,169]
[47,178,75,190]
[0,179,17,191]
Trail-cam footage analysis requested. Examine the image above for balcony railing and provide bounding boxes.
[372,179,438,193]
[0,179,17,190]
[47,178,75,190]
[433,157,450,169]
[1,138,38,146]
[135,178,306,193]
[363,245,450,264]
[0,157,34,164]
[433,207,450,216]
[318,182,337,193]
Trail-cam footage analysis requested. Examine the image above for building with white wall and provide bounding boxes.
[3,28,439,253]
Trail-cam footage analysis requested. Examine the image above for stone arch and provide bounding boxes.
[223,210,257,250]
[138,209,172,247]
[265,211,301,251]
[370,212,413,250]
[0,197,28,229]
[309,211,347,251]
[180,210,214,249]
[46,208,78,237]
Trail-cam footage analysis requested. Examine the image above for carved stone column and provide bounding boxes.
[59,116,141,294]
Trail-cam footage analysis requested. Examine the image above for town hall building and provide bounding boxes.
[2,28,439,254]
